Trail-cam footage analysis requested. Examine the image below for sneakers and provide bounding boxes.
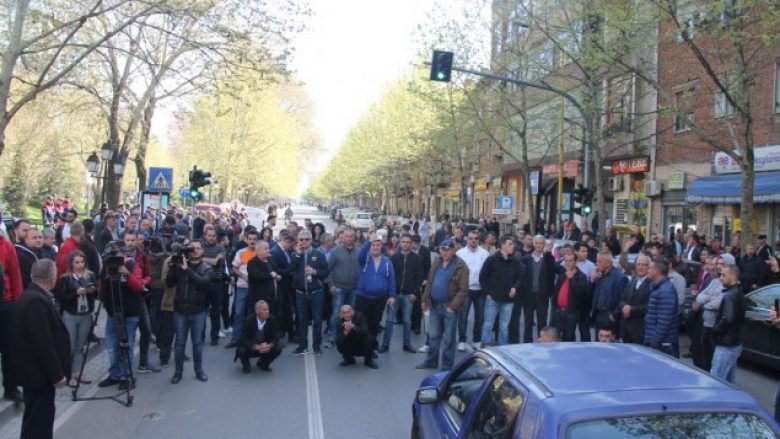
[417,345,430,353]
[292,347,309,356]
[457,342,468,352]
[224,327,233,334]
[472,342,482,350]
[218,330,226,338]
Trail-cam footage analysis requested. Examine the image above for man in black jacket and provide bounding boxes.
[166,240,212,384]
[709,265,745,384]
[11,260,70,439]
[618,254,652,344]
[739,243,768,294]
[236,300,281,373]
[479,236,524,346]
[513,235,556,343]
[15,228,44,289]
[410,235,431,335]
[551,253,590,342]
[336,305,373,367]
[381,233,422,352]
[290,230,330,356]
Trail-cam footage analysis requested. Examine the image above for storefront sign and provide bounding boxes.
[542,160,581,177]
[713,145,780,174]
[530,170,540,195]
[611,156,650,175]
[474,180,488,191]
[543,163,558,175]
[667,171,686,190]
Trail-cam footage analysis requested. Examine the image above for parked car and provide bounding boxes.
[412,343,779,439]
[742,284,780,371]
[350,212,374,230]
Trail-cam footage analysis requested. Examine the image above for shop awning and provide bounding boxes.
[685,171,780,204]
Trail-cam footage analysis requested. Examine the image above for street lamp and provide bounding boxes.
[101,141,114,161]
[86,152,100,176]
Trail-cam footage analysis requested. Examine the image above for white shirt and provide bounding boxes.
[455,245,489,290]
[577,259,596,279]
[256,318,266,331]
[232,247,255,288]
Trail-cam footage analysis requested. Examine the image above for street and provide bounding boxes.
[0,205,775,439]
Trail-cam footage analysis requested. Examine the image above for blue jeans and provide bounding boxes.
[105,315,140,380]
[231,287,250,344]
[174,312,206,375]
[327,287,355,342]
[710,343,742,384]
[481,297,513,345]
[458,291,485,343]
[296,290,324,351]
[425,303,457,369]
[382,294,414,348]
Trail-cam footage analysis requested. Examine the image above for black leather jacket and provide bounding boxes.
[711,284,745,347]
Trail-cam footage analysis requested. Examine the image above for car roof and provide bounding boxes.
[483,343,732,397]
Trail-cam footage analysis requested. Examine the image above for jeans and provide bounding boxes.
[206,281,224,341]
[457,290,485,343]
[62,312,92,375]
[481,297,513,345]
[296,290,324,351]
[327,287,355,342]
[710,343,742,384]
[425,303,458,369]
[382,294,414,348]
[231,287,250,344]
[174,312,206,375]
[105,315,140,380]
[552,308,579,342]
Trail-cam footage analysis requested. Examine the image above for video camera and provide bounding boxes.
[101,241,131,275]
[170,243,196,266]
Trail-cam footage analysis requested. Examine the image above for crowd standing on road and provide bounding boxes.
[1,201,780,438]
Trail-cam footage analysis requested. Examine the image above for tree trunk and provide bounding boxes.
[739,150,755,255]
[135,97,157,192]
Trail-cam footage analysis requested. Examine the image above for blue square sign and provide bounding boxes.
[148,167,173,193]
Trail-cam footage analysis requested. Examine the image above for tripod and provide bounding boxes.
[71,271,135,407]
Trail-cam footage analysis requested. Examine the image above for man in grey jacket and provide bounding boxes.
[325,228,361,347]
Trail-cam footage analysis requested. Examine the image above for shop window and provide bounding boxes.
[774,62,780,113]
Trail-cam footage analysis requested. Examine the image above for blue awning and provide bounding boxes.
[686,171,780,204]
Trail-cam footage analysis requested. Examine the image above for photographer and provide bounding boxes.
[166,240,211,384]
[97,242,145,390]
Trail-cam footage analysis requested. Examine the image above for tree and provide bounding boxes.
[1,146,29,217]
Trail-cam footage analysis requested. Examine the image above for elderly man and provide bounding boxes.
[515,235,556,343]
[290,229,330,356]
[11,260,70,439]
[644,258,680,358]
[590,251,628,333]
[15,228,45,289]
[236,300,281,373]
[335,304,373,367]
[619,254,652,344]
[551,252,590,342]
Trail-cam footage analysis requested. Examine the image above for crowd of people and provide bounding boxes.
[2,203,780,437]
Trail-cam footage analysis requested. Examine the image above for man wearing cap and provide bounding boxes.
[757,235,774,260]
[416,238,469,371]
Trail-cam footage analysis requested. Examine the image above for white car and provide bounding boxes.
[350,212,373,230]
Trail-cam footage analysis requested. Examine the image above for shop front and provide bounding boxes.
[610,156,650,229]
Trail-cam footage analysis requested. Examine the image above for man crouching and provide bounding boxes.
[336,305,375,368]
[237,300,281,373]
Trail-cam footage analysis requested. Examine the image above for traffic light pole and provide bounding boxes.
[424,62,593,189]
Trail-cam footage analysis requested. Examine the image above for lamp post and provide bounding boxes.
[85,142,125,209]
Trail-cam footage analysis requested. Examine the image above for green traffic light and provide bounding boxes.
[583,205,592,214]
[190,189,199,198]
[437,72,446,80]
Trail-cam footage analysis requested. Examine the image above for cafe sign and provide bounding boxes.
[611,156,650,175]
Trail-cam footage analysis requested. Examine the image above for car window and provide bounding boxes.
[567,412,777,439]
[468,374,524,439]
[746,286,780,309]
[442,357,494,431]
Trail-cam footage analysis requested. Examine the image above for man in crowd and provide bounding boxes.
[551,252,590,342]
[619,254,652,344]
[271,232,296,342]
[756,234,773,260]
[597,323,617,343]
[591,252,628,334]
[710,264,745,384]
[538,326,559,343]
[0,229,23,402]
[454,230,489,351]
[236,300,281,373]
[644,258,680,357]
[55,209,77,246]
[515,235,556,343]
[41,229,58,261]
[167,240,211,384]
[15,228,44,289]
[683,231,704,262]
[10,260,70,439]
[417,239,468,371]
[55,222,84,278]
[123,230,157,373]
[353,233,395,368]
[336,304,373,367]
[479,236,524,346]
[13,220,30,245]
[290,230,330,356]
[326,228,361,348]
[96,213,119,253]
[381,233,422,353]
[739,242,768,294]
[410,235,431,337]
[227,229,259,349]
[201,225,227,346]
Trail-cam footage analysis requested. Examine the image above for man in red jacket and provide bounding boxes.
[0,233,24,401]
[56,222,84,277]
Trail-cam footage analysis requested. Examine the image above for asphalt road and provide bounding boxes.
[1,204,775,439]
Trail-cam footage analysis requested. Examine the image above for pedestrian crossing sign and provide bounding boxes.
[148,167,173,193]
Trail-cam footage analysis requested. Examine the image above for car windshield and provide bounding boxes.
[567,412,776,439]
[357,214,370,219]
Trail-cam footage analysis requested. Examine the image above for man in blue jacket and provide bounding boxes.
[290,230,330,356]
[354,233,396,369]
[644,257,680,358]
[590,251,628,336]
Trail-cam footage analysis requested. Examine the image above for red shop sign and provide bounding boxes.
[611,156,650,175]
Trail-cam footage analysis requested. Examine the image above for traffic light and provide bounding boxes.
[188,166,212,201]
[430,50,454,82]
[573,184,587,204]
[581,187,594,215]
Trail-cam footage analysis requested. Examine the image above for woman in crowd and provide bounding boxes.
[55,250,98,386]
[312,223,326,248]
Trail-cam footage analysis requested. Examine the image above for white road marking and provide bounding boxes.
[305,331,325,439]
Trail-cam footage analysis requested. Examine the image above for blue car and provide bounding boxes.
[412,343,780,438]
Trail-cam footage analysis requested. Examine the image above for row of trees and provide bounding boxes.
[0,0,310,214]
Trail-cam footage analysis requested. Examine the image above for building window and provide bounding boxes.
[606,74,634,132]
[774,63,780,113]
[714,91,735,118]
[674,90,694,133]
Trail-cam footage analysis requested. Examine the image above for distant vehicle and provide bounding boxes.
[350,212,374,230]
[742,284,780,371]
[411,343,779,439]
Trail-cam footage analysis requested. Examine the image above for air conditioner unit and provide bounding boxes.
[644,180,662,197]
[608,176,623,192]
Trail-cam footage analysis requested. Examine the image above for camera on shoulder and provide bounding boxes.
[170,243,196,266]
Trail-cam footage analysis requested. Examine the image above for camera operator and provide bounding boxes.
[122,230,158,373]
[154,215,178,252]
[166,240,211,384]
[97,242,145,390]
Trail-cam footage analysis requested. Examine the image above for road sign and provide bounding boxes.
[492,208,513,215]
[148,167,173,193]
[530,171,540,195]
[498,196,514,210]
